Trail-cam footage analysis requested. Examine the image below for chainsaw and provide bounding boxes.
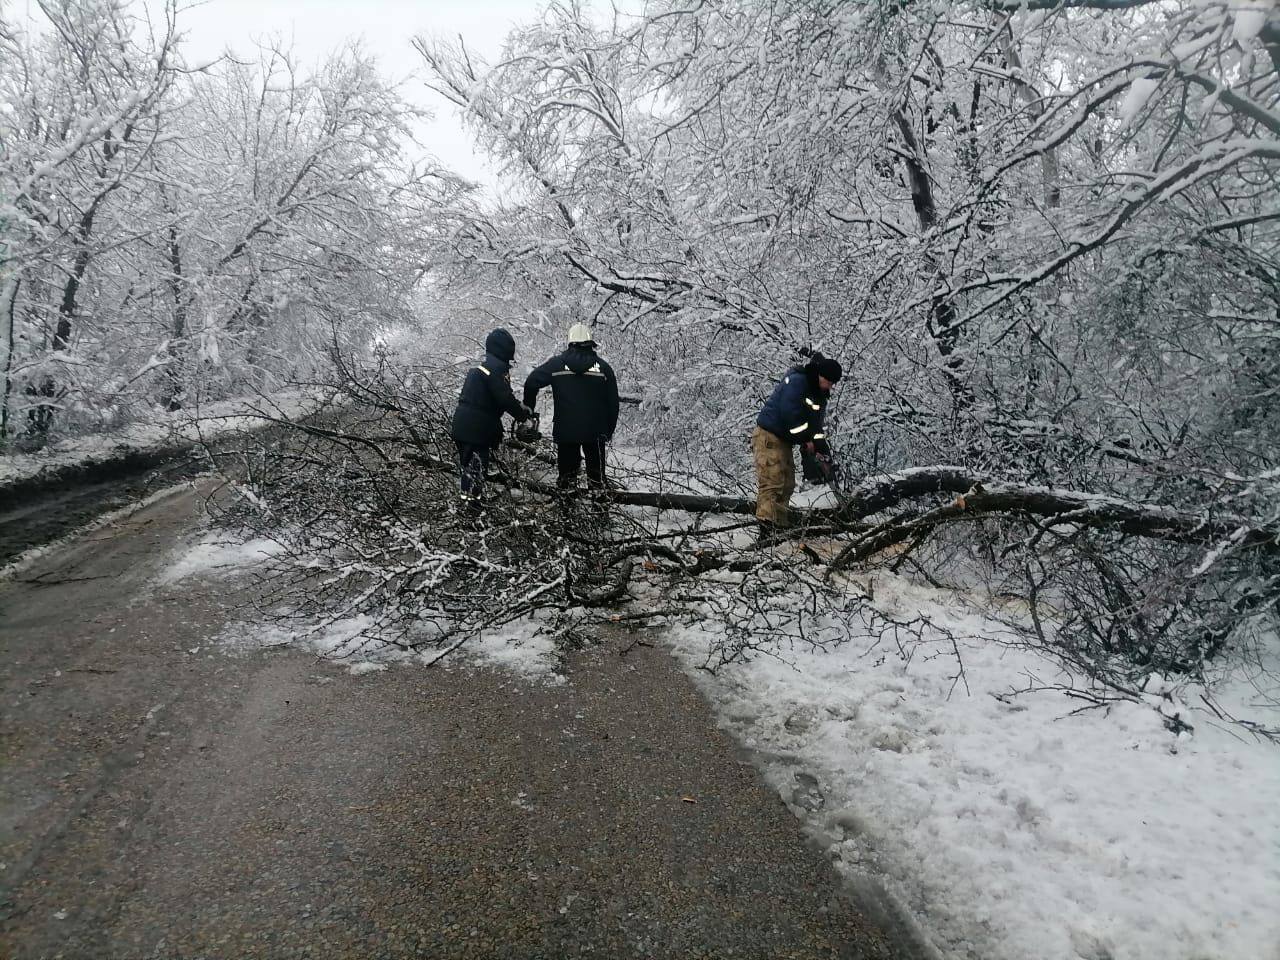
[514,411,542,444]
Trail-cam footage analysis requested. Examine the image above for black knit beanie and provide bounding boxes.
[809,355,842,383]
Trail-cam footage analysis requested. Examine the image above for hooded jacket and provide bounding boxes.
[450,329,529,447]
[756,366,829,448]
[523,344,620,445]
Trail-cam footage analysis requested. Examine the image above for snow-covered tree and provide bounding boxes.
[0,0,182,444]
[1,1,467,447]
[409,0,1279,679]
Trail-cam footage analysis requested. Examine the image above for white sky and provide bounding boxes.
[12,0,628,192]
[175,0,548,189]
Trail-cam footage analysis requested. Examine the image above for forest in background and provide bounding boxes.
[3,0,1278,704]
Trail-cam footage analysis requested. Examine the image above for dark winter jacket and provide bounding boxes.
[757,366,829,448]
[450,329,529,447]
[523,345,620,445]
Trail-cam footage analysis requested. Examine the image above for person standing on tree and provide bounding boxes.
[449,328,533,508]
[523,324,620,491]
[752,352,842,540]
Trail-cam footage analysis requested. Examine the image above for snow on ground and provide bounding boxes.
[157,530,289,584]
[667,572,1280,960]
[0,389,324,488]
[159,529,564,683]
[210,614,565,683]
[460,622,565,684]
[791,483,840,510]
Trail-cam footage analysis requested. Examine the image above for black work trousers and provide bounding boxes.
[456,442,491,498]
[556,439,606,489]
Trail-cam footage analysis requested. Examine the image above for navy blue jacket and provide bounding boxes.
[523,345,619,445]
[757,366,828,446]
[450,329,529,447]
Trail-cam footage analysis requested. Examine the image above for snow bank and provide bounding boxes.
[668,572,1280,960]
[0,389,324,491]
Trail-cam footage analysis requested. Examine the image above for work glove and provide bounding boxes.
[800,447,827,483]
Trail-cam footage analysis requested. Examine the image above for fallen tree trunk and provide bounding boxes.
[365,433,1280,562]
[596,487,755,515]
[828,466,1279,554]
[599,467,1279,573]
[598,466,1277,558]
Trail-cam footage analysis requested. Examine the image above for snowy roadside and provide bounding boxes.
[666,572,1280,960]
[0,389,327,498]
[0,482,200,582]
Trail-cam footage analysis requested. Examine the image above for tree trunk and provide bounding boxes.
[24,207,96,446]
[893,109,971,410]
[162,221,188,411]
[999,25,1061,209]
[0,274,18,446]
[571,468,1279,561]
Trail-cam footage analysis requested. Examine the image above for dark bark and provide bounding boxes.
[162,219,188,411]
[826,467,1280,569]
[998,24,1060,209]
[26,198,103,444]
[0,277,17,445]
[893,109,971,409]
[602,466,1278,563]
[981,0,1158,9]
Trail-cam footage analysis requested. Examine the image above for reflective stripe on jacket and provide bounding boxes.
[523,345,620,444]
[756,367,826,446]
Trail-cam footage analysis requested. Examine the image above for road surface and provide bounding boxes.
[1,484,927,959]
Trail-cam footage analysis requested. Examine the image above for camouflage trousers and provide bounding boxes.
[751,426,795,526]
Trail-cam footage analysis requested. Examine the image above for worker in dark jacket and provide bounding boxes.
[523,324,620,490]
[450,328,532,505]
[753,353,841,537]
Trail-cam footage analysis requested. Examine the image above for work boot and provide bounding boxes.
[756,520,785,546]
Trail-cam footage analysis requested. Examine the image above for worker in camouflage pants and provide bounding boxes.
[752,353,842,539]
[752,427,796,528]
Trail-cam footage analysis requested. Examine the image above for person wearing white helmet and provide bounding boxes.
[523,323,620,491]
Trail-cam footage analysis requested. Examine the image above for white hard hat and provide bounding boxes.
[567,323,594,344]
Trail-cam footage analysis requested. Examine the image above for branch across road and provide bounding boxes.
[0,484,932,960]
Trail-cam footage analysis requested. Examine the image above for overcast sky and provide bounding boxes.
[177,0,548,189]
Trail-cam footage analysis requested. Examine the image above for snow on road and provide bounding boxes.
[159,522,1280,960]
[161,529,565,683]
[157,531,288,584]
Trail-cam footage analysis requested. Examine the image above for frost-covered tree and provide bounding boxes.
[409,0,1279,680]
[0,0,182,444]
[0,1,466,447]
[143,43,465,409]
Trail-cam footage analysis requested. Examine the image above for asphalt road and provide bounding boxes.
[0,484,927,960]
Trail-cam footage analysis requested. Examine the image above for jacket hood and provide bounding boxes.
[484,328,515,364]
[564,344,598,374]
